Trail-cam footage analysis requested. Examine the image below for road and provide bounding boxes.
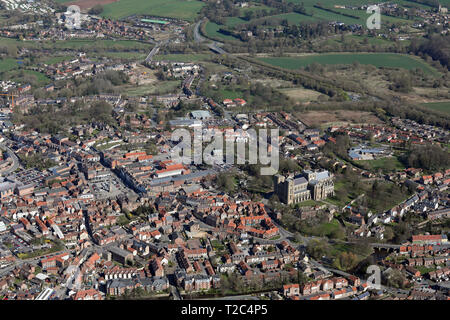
[170,284,182,300]
[145,45,161,64]
[193,18,227,54]
[0,142,19,175]
[144,38,171,64]
[193,19,205,43]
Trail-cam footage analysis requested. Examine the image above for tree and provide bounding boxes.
[333,252,358,271]
[383,226,395,241]
[306,239,329,260]
[215,173,236,193]
[88,4,103,15]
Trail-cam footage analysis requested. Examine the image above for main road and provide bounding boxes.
[193,18,227,54]
[0,142,19,175]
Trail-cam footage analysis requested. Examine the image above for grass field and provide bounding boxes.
[259,53,438,75]
[358,156,406,173]
[122,80,181,96]
[0,58,20,72]
[205,22,238,41]
[301,218,343,238]
[421,101,450,115]
[153,53,211,63]
[279,87,322,102]
[100,0,205,21]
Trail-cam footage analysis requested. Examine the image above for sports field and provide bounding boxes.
[99,0,205,21]
[258,53,439,75]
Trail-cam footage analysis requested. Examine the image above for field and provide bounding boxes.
[205,22,238,41]
[204,0,422,41]
[279,87,323,103]
[0,58,19,72]
[153,53,211,63]
[358,156,406,173]
[99,0,205,21]
[421,101,450,115]
[121,80,181,96]
[64,0,119,10]
[296,110,384,128]
[259,53,438,75]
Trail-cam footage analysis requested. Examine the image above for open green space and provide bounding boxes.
[101,0,205,21]
[122,80,181,96]
[421,101,450,115]
[153,53,212,63]
[358,156,406,173]
[0,58,20,72]
[259,53,439,75]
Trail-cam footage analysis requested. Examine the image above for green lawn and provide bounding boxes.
[358,156,406,173]
[259,53,439,75]
[101,0,205,21]
[300,218,343,238]
[421,101,450,115]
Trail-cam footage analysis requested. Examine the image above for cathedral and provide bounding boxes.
[273,170,335,205]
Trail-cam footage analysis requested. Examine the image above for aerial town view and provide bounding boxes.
[0,0,448,310]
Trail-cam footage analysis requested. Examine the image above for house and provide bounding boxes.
[73,288,103,300]
[412,234,447,245]
[421,175,433,185]
[283,283,300,297]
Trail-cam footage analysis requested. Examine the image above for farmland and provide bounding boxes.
[99,0,205,21]
[258,53,439,75]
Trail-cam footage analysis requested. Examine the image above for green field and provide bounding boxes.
[0,58,20,72]
[421,101,450,115]
[259,53,439,75]
[122,80,181,96]
[359,156,406,173]
[301,218,344,238]
[205,22,238,41]
[153,53,211,63]
[100,0,205,21]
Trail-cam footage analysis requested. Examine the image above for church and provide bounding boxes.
[273,170,335,205]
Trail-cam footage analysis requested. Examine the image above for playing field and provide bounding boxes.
[99,0,205,21]
[259,53,438,75]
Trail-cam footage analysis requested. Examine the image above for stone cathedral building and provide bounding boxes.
[273,170,335,205]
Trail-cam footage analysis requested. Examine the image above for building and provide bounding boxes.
[412,234,447,245]
[273,170,334,205]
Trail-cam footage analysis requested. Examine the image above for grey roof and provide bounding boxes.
[316,171,330,181]
[293,176,307,185]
